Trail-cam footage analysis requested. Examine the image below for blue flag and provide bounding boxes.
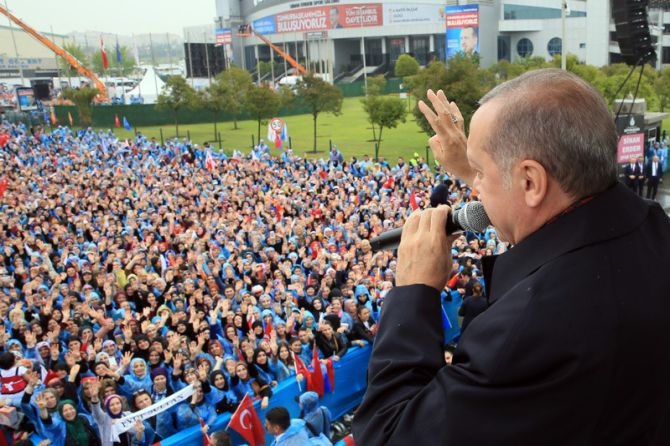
[123,116,132,131]
[115,39,122,64]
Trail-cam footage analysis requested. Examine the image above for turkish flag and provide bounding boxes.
[114,114,121,128]
[409,190,419,211]
[100,36,109,70]
[199,418,211,446]
[0,177,8,199]
[227,394,265,446]
[311,341,324,397]
[293,352,313,392]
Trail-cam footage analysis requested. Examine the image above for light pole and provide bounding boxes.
[351,6,368,95]
[561,0,570,70]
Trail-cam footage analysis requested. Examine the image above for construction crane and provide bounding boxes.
[238,25,308,76]
[0,6,108,101]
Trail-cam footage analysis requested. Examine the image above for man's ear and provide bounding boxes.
[517,160,547,208]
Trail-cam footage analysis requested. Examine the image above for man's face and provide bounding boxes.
[468,100,518,244]
[460,27,478,54]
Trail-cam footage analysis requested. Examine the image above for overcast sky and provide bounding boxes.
[5,0,216,36]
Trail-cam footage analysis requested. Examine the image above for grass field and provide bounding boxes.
[111,96,433,162]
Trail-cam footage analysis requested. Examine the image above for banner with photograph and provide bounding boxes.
[445,4,480,59]
[253,3,383,35]
[16,87,37,111]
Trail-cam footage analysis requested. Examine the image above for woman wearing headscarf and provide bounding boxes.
[118,358,152,395]
[231,362,271,410]
[87,380,153,446]
[41,399,101,446]
[299,391,332,440]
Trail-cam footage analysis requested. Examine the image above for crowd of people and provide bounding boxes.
[0,120,499,446]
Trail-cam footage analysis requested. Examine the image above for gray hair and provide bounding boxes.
[479,68,618,197]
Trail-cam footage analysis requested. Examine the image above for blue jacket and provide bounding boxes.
[273,419,311,445]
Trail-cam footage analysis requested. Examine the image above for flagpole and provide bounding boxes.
[149,33,159,99]
[3,0,25,87]
[50,25,60,91]
[186,31,194,87]
[204,31,212,85]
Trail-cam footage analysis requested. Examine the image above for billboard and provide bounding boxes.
[383,4,446,26]
[445,4,480,59]
[215,28,233,45]
[252,3,383,35]
[16,87,37,111]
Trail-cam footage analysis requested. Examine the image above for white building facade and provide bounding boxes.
[208,0,661,80]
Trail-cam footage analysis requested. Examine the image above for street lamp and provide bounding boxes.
[561,0,570,70]
[351,5,368,95]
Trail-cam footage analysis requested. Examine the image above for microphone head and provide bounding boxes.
[430,183,451,208]
[455,201,491,232]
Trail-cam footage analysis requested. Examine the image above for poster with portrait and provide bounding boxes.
[445,4,480,59]
[16,87,37,111]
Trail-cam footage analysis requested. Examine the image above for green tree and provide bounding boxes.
[593,63,658,110]
[488,59,526,83]
[655,67,670,112]
[61,87,99,127]
[213,66,253,129]
[156,76,197,137]
[245,83,282,145]
[394,54,420,78]
[366,95,407,155]
[410,56,495,135]
[295,75,343,152]
[361,75,388,142]
[59,43,89,77]
[198,85,226,145]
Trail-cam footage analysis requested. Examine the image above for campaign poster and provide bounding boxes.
[272,3,382,33]
[445,4,480,59]
[616,114,646,163]
[16,87,37,111]
[617,133,645,163]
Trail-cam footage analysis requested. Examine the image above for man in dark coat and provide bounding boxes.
[645,155,663,200]
[353,69,670,445]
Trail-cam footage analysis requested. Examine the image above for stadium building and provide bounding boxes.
[208,0,668,83]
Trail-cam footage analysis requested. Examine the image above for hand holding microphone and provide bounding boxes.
[370,200,490,252]
[370,196,491,290]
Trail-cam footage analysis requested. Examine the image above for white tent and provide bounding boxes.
[125,67,165,104]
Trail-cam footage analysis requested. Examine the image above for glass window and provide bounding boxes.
[517,38,534,58]
[547,37,562,56]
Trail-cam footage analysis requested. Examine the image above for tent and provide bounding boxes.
[124,67,165,104]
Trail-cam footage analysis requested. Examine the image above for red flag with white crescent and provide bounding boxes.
[226,394,265,446]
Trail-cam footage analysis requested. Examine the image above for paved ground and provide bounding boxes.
[655,172,670,214]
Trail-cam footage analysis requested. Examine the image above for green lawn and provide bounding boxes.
[112,96,432,162]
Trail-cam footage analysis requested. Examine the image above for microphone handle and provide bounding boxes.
[369,212,461,252]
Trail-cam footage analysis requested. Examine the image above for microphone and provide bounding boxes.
[369,201,491,252]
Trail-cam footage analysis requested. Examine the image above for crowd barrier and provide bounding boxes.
[157,345,371,446]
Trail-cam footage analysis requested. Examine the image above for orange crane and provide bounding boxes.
[238,25,308,76]
[0,6,108,101]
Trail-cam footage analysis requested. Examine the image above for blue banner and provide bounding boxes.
[159,346,371,446]
[252,16,276,35]
[445,4,480,59]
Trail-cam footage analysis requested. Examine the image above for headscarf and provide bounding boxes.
[58,399,89,445]
[103,394,124,419]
